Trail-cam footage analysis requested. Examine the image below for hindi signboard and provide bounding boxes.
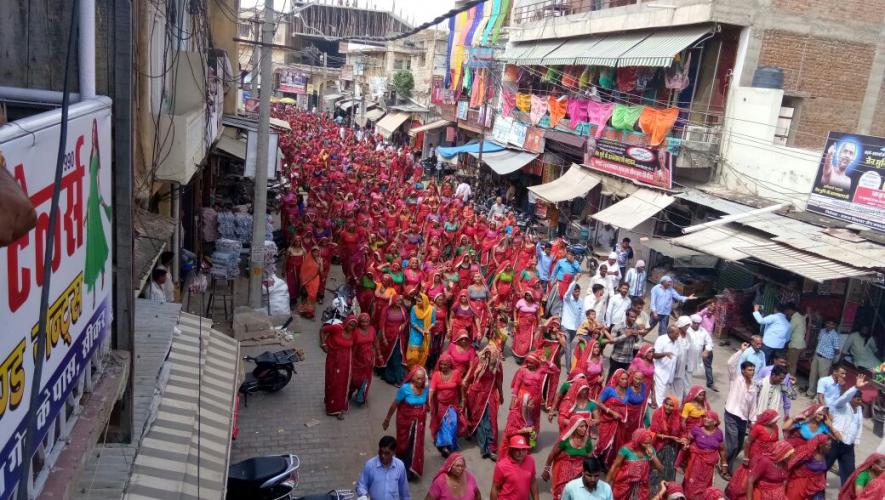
[584,134,672,189]
[491,115,512,145]
[806,132,885,232]
[508,121,528,149]
[276,69,308,94]
[0,100,113,498]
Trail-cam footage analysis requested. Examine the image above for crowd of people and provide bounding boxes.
[273,109,884,500]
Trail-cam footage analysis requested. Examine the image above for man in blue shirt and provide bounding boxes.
[737,335,767,376]
[547,250,582,317]
[356,436,410,500]
[805,319,842,398]
[561,457,613,500]
[648,275,694,336]
[752,303,792,361]
[815,362,848,406]
[535,241,554,289]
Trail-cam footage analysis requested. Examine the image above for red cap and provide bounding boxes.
[508,435,531,449]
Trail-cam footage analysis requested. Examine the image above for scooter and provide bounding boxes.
[226,452,355,500]
[239,349,302,406]
[321,283,354,324]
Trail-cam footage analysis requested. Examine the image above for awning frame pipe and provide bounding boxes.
[681,202,791,235]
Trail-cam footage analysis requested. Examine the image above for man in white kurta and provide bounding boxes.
[686,313,714,385]
[653,326,681,407]
[671,316,692,402]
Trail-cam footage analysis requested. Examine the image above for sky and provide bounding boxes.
[239,0,457,28]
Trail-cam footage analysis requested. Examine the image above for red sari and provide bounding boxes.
[446,341,478,376]
[285,245,304,300]
[725,412,781,500]
[322,324,353,415]
[375,303,408,368]
[683,423,724,498]
[552,415,594,500]
[429,364,463,439]
[464,349,503,440]
[594,370,629,466]
[785,434,829,500]
[505,358,546,445]
[396,369,428,478]
[511,299,540,359]
[350,319,375,405]
[611,430,655,500]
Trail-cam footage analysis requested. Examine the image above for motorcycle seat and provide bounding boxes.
[228,456,289,484]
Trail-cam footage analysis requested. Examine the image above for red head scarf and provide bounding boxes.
[436,352,455,371]
[404,365,427,384]
[839,453,885,500]
[606,368,628,389]
[682,385,711,411]
[765,441,794,463]
[755,409,780,427]
[700,487,725,500]
[432,452,468,483]
[704,410,721,426]
[558,414,590,445]
[629,428,655,449]
[788,433,830,468]
[651,396,683,444]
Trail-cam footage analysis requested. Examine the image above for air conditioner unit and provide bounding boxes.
[683,125,710,144]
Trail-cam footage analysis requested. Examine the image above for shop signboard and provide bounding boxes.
[276,69,307,94]
[508,121,528,148]
[584,133,672,189]
[340,65,354,81]
[0,101,113,498]
[491,115,512,145]
[806,131,885,232]
[245,130,279,180]
[523,127,545,154]
[456,101,469,121]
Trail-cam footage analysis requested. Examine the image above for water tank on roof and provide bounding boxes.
[751,66,785,89]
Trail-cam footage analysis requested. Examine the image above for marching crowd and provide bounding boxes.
[274,109,885,500]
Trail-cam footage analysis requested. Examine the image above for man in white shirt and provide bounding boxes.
[724,343,758,472]
[146,268,168,304]
[603,252,621,291]
[623,260,647,301]
[488,196,507,220]
[686,314,716,391]
[454,180,472,203]
[605,283,631,329]
[653,326,681,407]
[671,316,692,402]
[561,282,584,368]
[826,374,868,485]
[155,251,176,303]
[583,284,608,325]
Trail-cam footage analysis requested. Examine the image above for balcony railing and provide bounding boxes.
[511,0,643,25]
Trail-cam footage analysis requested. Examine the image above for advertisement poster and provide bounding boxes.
[584,134,672,189]
[491,115,512,145]
[456,101,469,121]
[806,131,885,232]
[523,127,546,154]
[276,69,307,94]
[0,102,113,498]
[508,121,528,148]
[245,131,279,180]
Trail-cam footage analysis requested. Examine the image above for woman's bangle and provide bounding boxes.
[544,465,552,472]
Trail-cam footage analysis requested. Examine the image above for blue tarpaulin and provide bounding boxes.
[436,141,506,159]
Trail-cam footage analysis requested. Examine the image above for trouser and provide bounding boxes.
[563,329,576,372]
[806,354,833,397]
[648,313,670,336]
[826,441,855,485]
[653,374,672,407]
[672,371,689,402]
[724,411,748,473]
[761,344,778,363]
[787,347,803,378]
[703,351,715,388]
[607,359,631,381]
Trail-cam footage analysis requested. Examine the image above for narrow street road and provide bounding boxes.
[230,267,879,498]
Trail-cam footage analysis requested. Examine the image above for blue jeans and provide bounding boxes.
[648,313,670,336]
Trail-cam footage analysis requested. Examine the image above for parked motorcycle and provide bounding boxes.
[239,349,302,406]
[225,452,355,500]
[321,283,354,324]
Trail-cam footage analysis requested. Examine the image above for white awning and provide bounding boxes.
[338,99,355,110]
[215,136,246,160]
[468,149,538,175]
[517,40,566,65]
[376,112,411,138]
[528,164,601,203]
[670,225,772,262]
[592,189,675,229]
[577,32,650,66]
[641,237,703,259]
[364,108,386,122]
[409,119,452,136]
[734,243,874,282]
[501,43,533,63]
[323,93,343,101]
[542,37,604,65]
[269,117,291,131]
[617,25,712,67]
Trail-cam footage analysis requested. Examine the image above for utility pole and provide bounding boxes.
[476,68,489,175]
[249,0,274,309]
[321,52,328,112]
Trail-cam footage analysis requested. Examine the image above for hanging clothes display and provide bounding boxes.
[579,67,595,89]
[598,68,615,90]
[610,104,645,131]
[616,67,639,93]
[566,98,590,130]
[635,68,656,92]
[665,52,692,91]
[469,69,486,108]
[504,64,520,83]
[585,101,615,138]
[547,96,568,128]
[516,93,532,113]
[502,90,517,118]
[561,66,580,88]
[638,107,680,146]
[530,95,549,125]
[543,67,562,83]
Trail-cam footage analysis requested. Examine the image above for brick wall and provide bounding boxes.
[756,30,875,149]
[872,79,885,138]
[772,0,884,26]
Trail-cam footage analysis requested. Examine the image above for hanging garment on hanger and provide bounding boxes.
[502,90,517,118]
[547,96,568,128]
[530,94,549,125]
[610,104,645,131]
[516,93,532,113]
[504,64,520,83]
[665,52,692,91]
[635,68,656,92]
[543,67,562,83]
[579,67,596,89]
[616,67,639,93]
[561,66,580,88]
[638,107,680,146]
[585,101,616,138]
[598,68,615,90]
[567,98,590,129]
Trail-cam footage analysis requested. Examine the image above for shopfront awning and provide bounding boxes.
[641,237,705,259]
[338,99,355,110]
[734,243,874,282]
[502,42,533,63]
[528,164,601,203]
[215,135,246,160]
[468,149,538,175]
[376,112,411,138]
[518,40,566,65]
[617,25,712,67]
[592,188,675,229]
[365,108,386,121]
[269,117,292,131]
[409,119,452,136]
[670,225,773,262]
[124,313,239,500]
[543,37,604,65]
[323,93,343,101]
[437,141,506,158]
[577,32,650,66]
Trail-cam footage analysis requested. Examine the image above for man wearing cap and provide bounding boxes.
[672,316,693,402]
[648,276,695,336]
[603,251,622,292]
[652,326,681,407]
[686,314,717,392]
[491,435,538,500]
[623,260,647,302]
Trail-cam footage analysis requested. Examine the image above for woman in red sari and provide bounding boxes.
[285,238,305,304]
[446,330,478,376]
[426,293,448,373]
[382,366,429,480]
[746,441,794,499]
[608,428,663,500]
[466,272,492,342]
[356,269,377,316]
[726,409,781,500]
[629,344,656,400]
[375,295,409,386]
[490,261,515,312]
[297,246,323,318]
[505,352,547,448]
[552,378,600,433]
[649,396,686,493]
[321,317,355,418]
[350,313,376,406]
[839,453,885,500]
[512,291,542,361]
[594,369,630,466]
[542,415,595,500]
[464,343,504,461]
[404,257,424,292]
[619,369,649,454]
[682,410,729,498]
[785,434,830,500]
[448,291,477,343]
[429,353,464,457]
[539,317,568,412]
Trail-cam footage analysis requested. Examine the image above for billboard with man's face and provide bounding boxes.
[807,132,885,232]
